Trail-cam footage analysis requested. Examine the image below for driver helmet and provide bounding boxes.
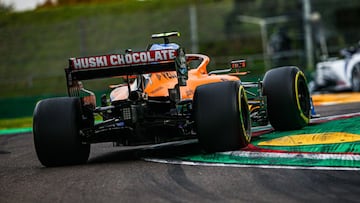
[149,43,179,51]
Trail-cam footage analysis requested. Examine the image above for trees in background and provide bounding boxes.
[0,0,13,13]
[37,0,120,9]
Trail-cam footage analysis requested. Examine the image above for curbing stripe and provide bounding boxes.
[143,157,360,171]
[220,151,360,161]
[0,127,32,135]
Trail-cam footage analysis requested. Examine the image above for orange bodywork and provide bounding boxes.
[111,54,239,101]
[110,54,240,101]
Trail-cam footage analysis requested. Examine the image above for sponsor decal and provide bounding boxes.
[69,49,177,70]
[149,86,164,94]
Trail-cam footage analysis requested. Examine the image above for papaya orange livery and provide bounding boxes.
[32,32,313,167]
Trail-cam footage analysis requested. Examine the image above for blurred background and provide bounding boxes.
[0,0,359,119]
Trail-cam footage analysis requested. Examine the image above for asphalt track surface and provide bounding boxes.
[1,102,360,203]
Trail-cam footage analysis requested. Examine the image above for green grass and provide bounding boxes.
[1,0,214,24]
[2,0,257,98]
[0,117,33,130]
[0,0,281,125]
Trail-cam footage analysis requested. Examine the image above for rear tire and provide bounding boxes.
[263,66,310,130]
[33,97,90,167]
[194,81,251,152]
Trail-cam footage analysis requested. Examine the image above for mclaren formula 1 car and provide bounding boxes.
[33,32,311,167]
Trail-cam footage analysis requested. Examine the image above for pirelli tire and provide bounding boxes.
[193,81,251,152]
[263,66,311,131]
[33,97,90,167]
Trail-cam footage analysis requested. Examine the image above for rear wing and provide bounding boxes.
[65,48,188,96]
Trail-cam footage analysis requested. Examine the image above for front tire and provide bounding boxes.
[194,81,251,152]
[263,66,310,130]
[33,97,90,167]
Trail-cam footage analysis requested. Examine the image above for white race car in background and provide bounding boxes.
[311,43,360,92]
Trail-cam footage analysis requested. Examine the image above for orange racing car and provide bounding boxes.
[33,32,311,167]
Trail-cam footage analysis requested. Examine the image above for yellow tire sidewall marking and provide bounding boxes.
[294,71,310,124]
[238,85,251,143]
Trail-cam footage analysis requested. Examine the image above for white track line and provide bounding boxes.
[220,151,360,161]
[311,111,360,123]
[143,157,360,171]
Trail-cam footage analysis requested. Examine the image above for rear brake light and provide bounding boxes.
[231,60,246,69]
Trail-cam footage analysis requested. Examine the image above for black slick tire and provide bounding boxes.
[263,66,310,131]
[33,97,90,167]
[193,81,251,152]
